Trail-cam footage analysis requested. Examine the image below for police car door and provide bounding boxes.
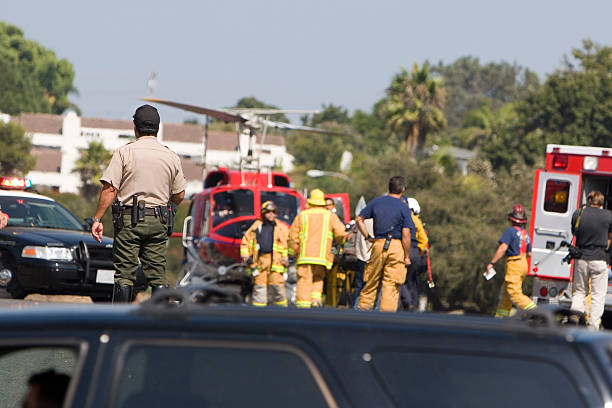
[530,170,580,280]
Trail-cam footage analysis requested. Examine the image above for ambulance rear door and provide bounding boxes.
[530,170,581,280]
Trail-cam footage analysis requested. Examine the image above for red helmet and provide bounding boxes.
[508,204,527,224]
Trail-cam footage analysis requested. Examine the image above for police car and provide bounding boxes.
[0,177,125,301]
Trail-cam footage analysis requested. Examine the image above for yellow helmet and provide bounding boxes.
[307,189,326,207]
[261,201,277,215]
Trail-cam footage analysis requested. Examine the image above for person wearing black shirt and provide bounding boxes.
[570,190,612,330]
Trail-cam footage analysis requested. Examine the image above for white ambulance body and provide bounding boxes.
[530,144,612,308]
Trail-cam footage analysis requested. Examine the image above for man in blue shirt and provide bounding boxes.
[487,204,536,317]
[355,176,414,312]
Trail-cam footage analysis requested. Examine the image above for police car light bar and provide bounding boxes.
[0,177,32,190]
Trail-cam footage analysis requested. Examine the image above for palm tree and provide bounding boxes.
[381,62,447,158]
[72,141,112,201]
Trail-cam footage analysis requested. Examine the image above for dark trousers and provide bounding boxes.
[399,247,424,310]
[351,259,366,309]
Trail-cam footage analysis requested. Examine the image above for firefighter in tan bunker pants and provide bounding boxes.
[241,201,289,307]
[288,189,346,308]
[488,204,537,317]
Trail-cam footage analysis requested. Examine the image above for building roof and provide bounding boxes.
[180,157,203,181]
[10,113,63,135]
[31,146,62,172]
[81,117,133,130]
[163,123,204,143]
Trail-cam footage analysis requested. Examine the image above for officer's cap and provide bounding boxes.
[133,105,160,131]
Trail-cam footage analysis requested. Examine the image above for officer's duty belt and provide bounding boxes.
[121,206,158,217]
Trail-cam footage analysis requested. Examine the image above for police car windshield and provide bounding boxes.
[0,196,84,231]
[212,189,255,227]
[260,191,300,224]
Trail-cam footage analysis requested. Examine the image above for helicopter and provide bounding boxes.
[142,98,351,299]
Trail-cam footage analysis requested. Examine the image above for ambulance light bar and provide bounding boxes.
[0,177,32,190]
[583,156,598,171]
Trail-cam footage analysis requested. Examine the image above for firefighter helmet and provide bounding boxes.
[261,201,277,215]
[508,204,527,224]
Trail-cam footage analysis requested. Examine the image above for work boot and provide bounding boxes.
[112,284,134,303]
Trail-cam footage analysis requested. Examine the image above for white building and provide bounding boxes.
[3,111,294,197]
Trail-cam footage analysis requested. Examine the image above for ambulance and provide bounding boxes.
[529,144,612,307]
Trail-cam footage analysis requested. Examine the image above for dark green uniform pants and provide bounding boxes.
[114,214,168,287]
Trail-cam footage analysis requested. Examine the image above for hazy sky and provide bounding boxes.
[3,0,611,124]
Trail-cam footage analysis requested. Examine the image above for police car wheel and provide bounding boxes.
[7,274,26,299]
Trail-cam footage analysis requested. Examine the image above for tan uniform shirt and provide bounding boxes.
[100,136,187,207]
[355,218,374,262]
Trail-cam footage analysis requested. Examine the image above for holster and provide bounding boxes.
[130,195,138,227]
[111,198,124,232]
[383,234,392,251]
[166,201,176,236]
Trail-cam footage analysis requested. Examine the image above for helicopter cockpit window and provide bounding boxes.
[260,191,300,224]
[212,190,254,227]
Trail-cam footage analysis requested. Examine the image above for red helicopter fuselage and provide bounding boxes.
[186,168,305,267]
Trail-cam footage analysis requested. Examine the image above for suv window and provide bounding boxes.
[0,196,84,230]
[113,341,333,407]
[0,346,78,406]
[371,351,586,408]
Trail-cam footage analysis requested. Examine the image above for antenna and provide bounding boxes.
[147,72,157,96]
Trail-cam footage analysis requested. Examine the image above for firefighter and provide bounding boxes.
[399,197,428,311]
[240,201,289,307]
[288,189,346,308]
[355,176,414,312]
[488,204,536,317]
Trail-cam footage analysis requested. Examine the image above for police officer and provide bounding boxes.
[569,190,612,330]
[91,105,187,302]
[355,176,414,312]
[240,201,289,307]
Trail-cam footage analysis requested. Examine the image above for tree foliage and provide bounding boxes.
[379,63,447,157]
[0,22,78,115]
[431,56,539,128]
[517,40,612,150]
[0,121,36,176]
[72,141,112,201]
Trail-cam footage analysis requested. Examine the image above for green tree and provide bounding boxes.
[380,63,447,158]
[431,56,539,128]
[0,22,78,115]
[0,121,36,175]
[517,40,612,149]
[72,141,112,201]
[302,103,351,127]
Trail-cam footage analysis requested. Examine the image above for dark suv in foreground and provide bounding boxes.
[2,291,612,408]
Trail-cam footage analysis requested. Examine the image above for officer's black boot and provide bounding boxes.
[112,284,133,303]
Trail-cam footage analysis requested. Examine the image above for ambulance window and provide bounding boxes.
[260,191,300,224]
[543,180,570,213]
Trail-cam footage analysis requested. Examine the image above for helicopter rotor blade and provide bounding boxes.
[141,98,245,123]
[262,119,345,135]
